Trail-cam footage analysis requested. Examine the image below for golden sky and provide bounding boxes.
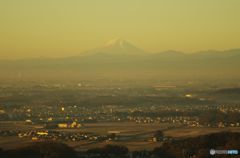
[0,0,240,59]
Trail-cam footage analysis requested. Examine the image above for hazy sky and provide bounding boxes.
[0,0,240,59]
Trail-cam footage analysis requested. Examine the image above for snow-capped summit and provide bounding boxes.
[100,38,147,55]
[104,38,129,47]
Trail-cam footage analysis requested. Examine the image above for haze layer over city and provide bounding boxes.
[0,1,240,158]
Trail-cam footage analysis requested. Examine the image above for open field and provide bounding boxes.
[67,140,162,151]
[57,122,176,135]
[164,127,240,138]
[0,121,44,130]
[0,136,32,150]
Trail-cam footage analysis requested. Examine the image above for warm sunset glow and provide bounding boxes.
[0,0,240,59]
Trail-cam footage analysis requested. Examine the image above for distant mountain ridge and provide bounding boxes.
[0,39,240,80]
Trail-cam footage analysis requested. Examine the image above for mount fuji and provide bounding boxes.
[79,38,148,57]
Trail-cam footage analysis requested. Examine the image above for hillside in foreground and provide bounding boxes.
[1,132,240,158]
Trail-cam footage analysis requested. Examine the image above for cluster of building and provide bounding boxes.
[0,129,109,142]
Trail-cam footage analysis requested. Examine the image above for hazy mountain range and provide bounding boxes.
[1,39,240,80]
